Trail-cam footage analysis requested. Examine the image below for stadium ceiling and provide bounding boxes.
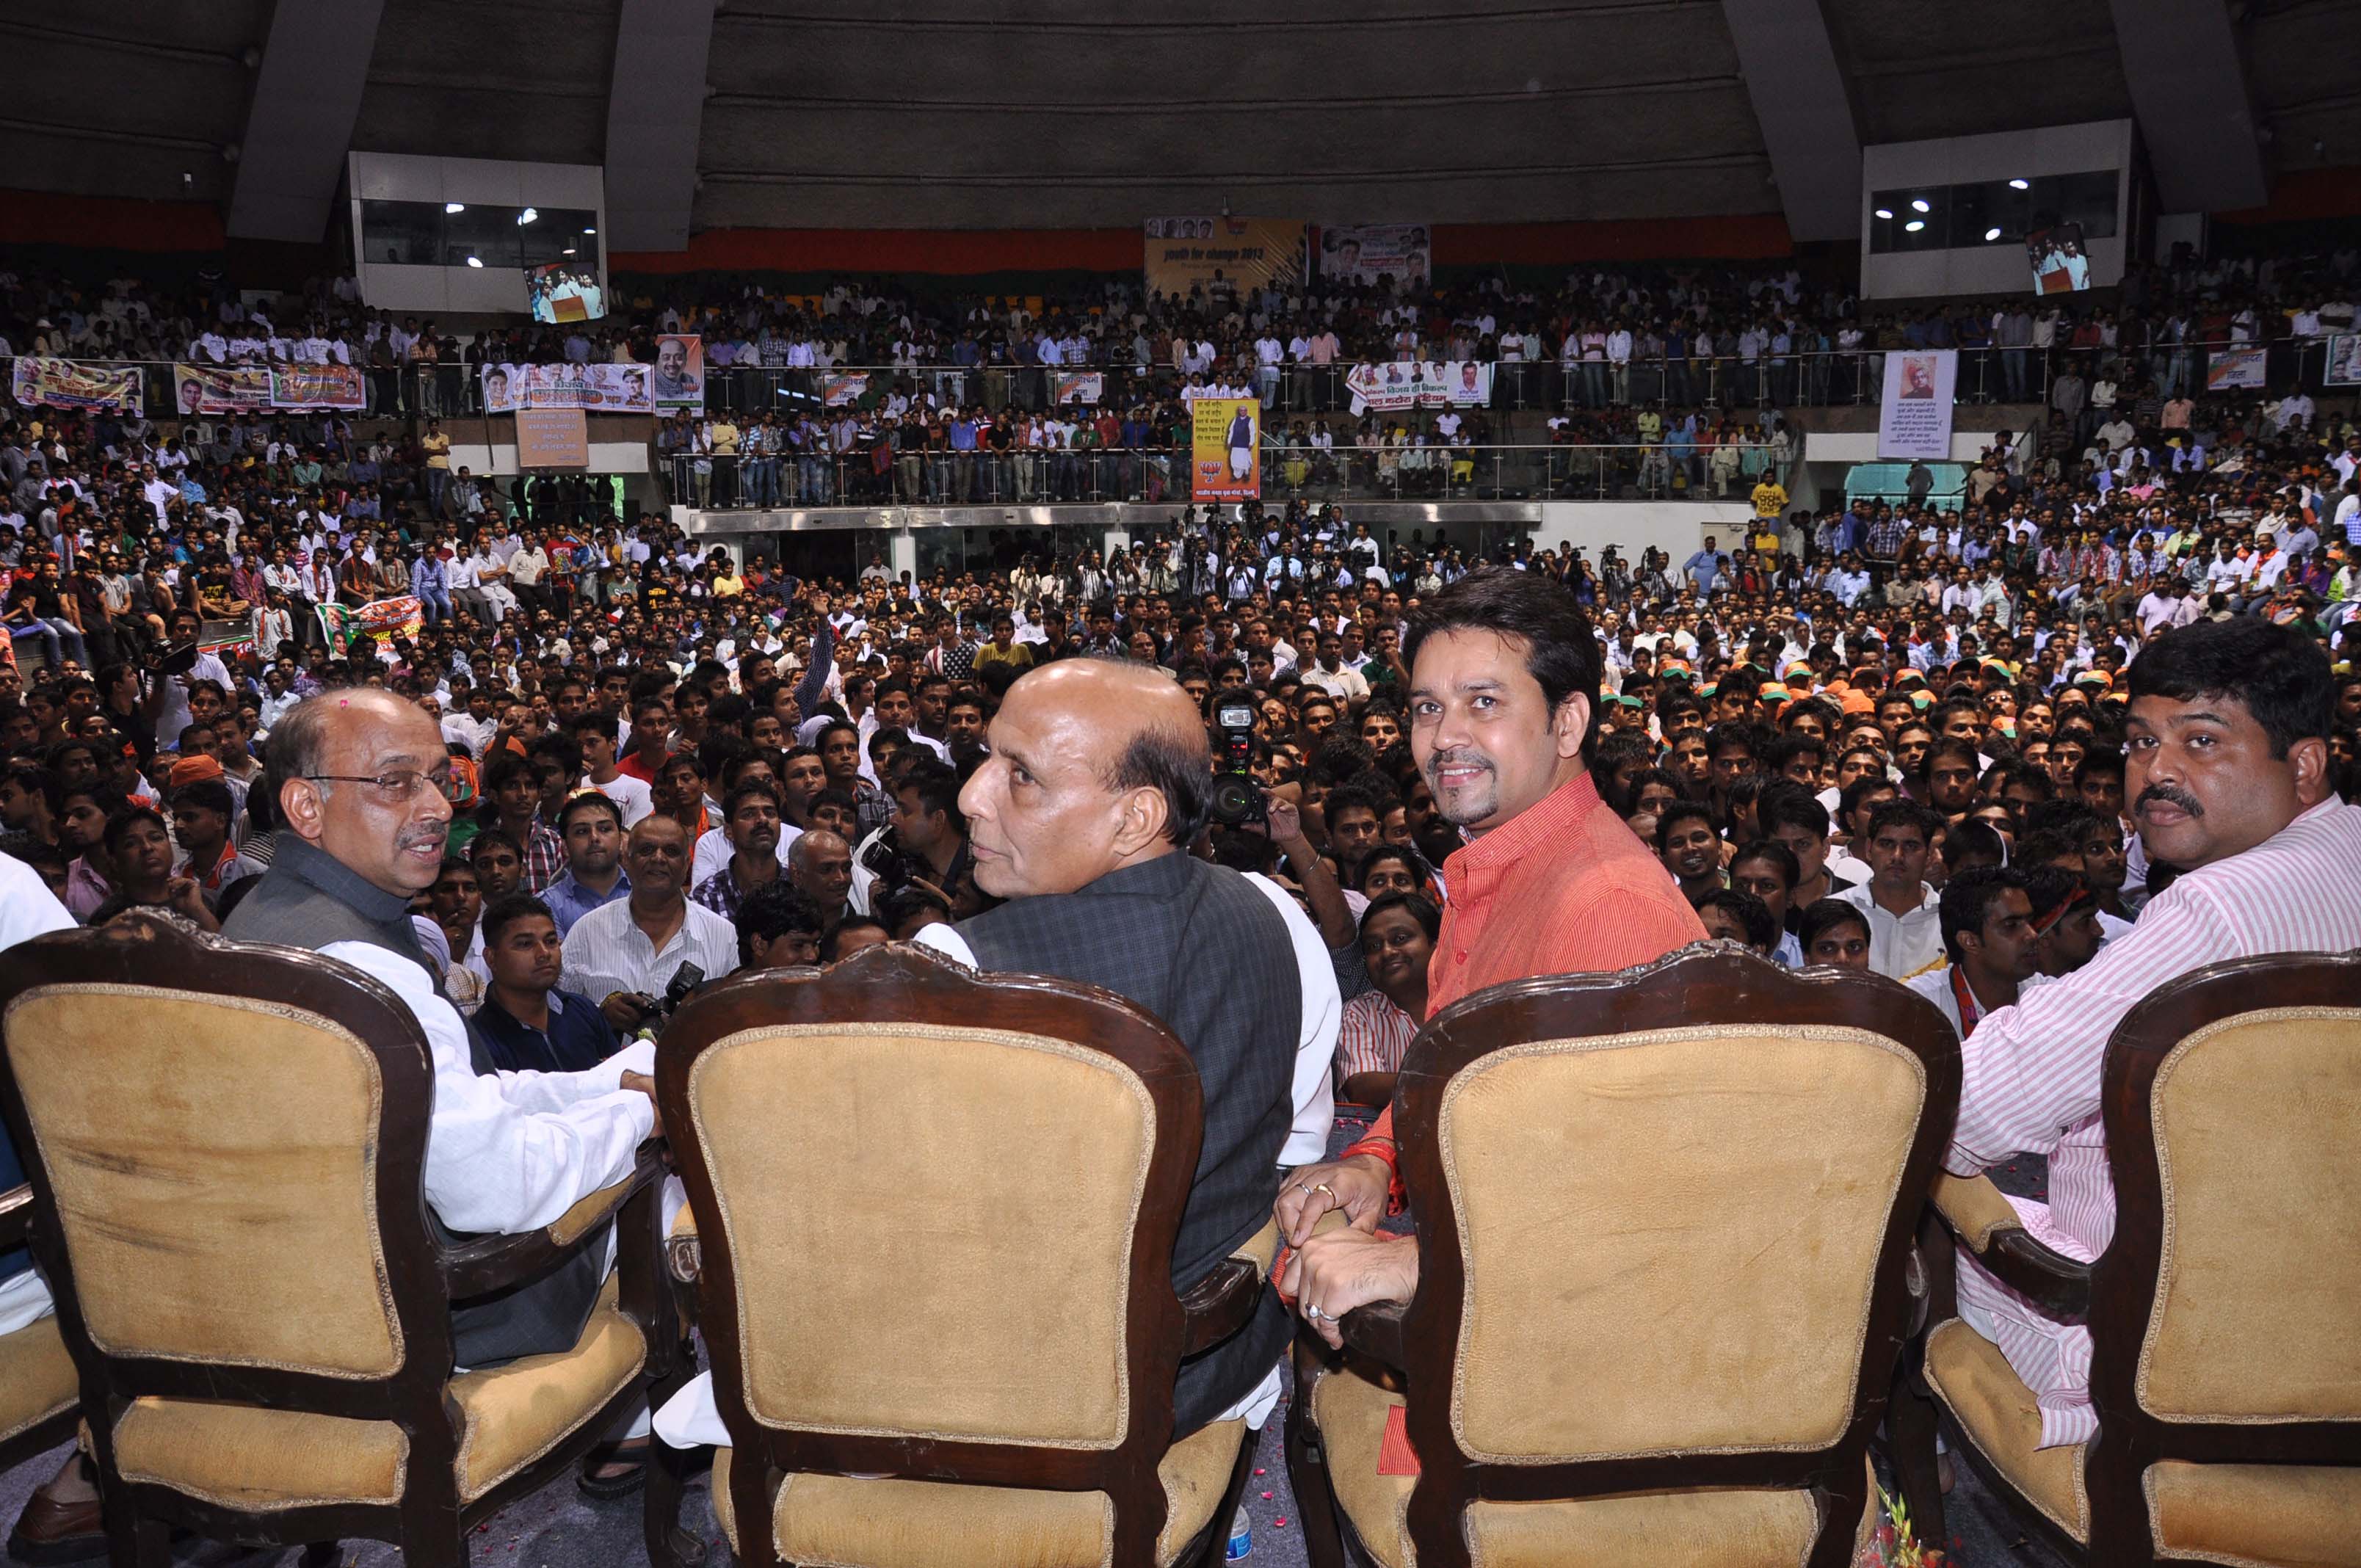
[0,0,2347,250]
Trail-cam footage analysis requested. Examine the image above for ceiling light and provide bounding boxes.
[1985,227,2003,241]
[2008,178,2029,190]
[445,202,465,214]
[1905,220,1925,233]
[1874,208,1893,220]
[582,226,596,236]
[517,207,537,225]
[1910,198,1931,214]
[465,255,483,268]
[562,247,577,256]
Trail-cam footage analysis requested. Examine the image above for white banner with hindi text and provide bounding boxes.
[1876,349,1956,460]
[1343,360,1493,415]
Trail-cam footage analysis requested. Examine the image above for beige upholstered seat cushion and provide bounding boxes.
[2139,1009,2361,1427]
[710,1417,1246,1568]
[2146,1460,2361,1567]
[1921,1318,2088,1542]
[1928,1320,2361,1564]
[1439,1026,1925,1462]
[107,1275,644,1510]
[1310,1359,1871,1568]
[0,1315,77,1444]
[3,987,401,1379]
[449,1278,646,1500]
[689,1024,1153,1448]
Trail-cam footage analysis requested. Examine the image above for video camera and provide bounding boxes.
[1206,699,1264,828]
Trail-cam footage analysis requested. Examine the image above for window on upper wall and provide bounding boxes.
[358,202,601,269]
[1868,172,2117,254]
[1868,189,1950,253]
[2032,171,2119,239]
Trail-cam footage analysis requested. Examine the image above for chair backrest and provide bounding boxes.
[2091,951,2361,1465]
[1391,946,1957,1513]
[658,943,1203,1486]
[0,918,446,1404]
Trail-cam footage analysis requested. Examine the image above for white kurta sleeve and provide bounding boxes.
[322,941,655,1236]
[1245,873,1342,1168]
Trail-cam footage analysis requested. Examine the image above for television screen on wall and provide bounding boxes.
[2026,224,2091,294]
[527,260,607,324]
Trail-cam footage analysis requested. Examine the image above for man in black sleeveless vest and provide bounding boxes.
[914,660,1318,1439]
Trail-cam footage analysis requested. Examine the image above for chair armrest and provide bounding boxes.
[1931,1172,2020,1252]
[440,1144,665,1302]
[1929,1172,2090,1317]
[0,1185,30,1252]
[1339,1300,1408,1371]
[1228,1217,1280,1281]
[1180,1257,1261,1357]
[665,1205,701,1285]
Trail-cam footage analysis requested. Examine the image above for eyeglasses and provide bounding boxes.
[302,769,453,802]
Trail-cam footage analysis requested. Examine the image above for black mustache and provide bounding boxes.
[2135,784,2203,819]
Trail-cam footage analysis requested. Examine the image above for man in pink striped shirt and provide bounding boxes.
[1947,616,2360,1448]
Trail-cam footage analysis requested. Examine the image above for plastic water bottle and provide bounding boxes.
[1225,1503,1252,1559]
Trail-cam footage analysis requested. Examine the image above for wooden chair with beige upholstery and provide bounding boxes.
[0,915,693,1568]
[1898,949,2361,1567]
[1284,945,1960,1568]
[655,943,1274,1568]
[0,1185,80,1478]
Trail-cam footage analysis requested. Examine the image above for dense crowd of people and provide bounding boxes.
[3,241,2361,1559]
[0,246,2352,439]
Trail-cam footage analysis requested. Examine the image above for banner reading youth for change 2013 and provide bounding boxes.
[479,362,653,414]
[1145,217,1305,298]
[12,358,144,415]
[1876,349,1956,461]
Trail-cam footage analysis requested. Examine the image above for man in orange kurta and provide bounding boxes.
[1279,569,1704,1342]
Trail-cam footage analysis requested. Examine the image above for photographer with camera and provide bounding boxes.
[1206,695,1359,957]
[559,813,739,1037]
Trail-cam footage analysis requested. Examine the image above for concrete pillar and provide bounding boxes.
[1719,0,1863,242]
[888,529,919,582]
